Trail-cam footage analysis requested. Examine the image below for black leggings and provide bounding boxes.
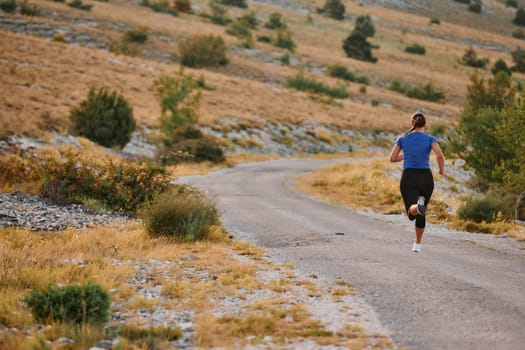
[400,169,434,228]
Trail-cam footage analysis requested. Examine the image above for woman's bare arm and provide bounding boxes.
[389,144,403,162]
[431,142,446,176]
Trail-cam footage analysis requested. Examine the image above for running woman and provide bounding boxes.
[389,112,446,252]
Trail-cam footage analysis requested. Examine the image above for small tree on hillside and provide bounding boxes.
[355,15,375,38]
[461,47,488,68]
[342,30,377,63]
[320,0,345,20]
[70,87,135,148]
[511,46,525,72]
[179,34,228,68]
[491,59,511,76]
[152,70,201,143]
[514,7,525,26]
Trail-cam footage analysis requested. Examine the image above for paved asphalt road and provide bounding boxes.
[179,158,525,350]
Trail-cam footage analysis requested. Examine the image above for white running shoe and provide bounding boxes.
[412,242,421,253]
[417,196,426,216]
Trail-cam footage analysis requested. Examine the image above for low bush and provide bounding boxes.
[389,80,444,102]
[469,1,482,13]
[319,0,345,20]
[256,35,272,43]
[207,0,230,25]
[226,19,252,39]
[280,53,290,66]
[123,27,148,44]
[238,11,258,29]
[161,134,225,164]
[20,0,40,16]
[70,86,136,149]
[67,0,92,11]
[513,29,525,39]
[0,0,16,13]
[514,6,525,26]
[461,47,489,68]
[179,34,228,68]
[430,18,440,24]
[286,72,349,99]
[141,186,220,241]
[264,12,286,29]
[41,151,169,213]
[404,43,426,55]
[273,29,295,52]
[26,282,111,325]
[326,64,369,84]
[457,193,513,223]
[219,0,246,8]
[140,0,178,16]
[342,30,377,63]
[491,58,511,76]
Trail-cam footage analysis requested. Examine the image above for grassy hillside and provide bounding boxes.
[1,0,522,138]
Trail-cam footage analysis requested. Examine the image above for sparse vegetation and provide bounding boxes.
[273,29,296,52]
[179,34,228,68]
[286,72,349,99]
[123,27,148,44]
[468,0,482,13]
[326,64,369,84]
[219,0,246,8]
[514,6,525,26]
[140,0,178,16]
[264,12,287,29]
[389,80,444,102]
[20,0,40,16]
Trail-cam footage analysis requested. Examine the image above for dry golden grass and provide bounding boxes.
[3,0,522,140]
[296,157,525,240]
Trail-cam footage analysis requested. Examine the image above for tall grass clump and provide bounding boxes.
[141,186,220,242]
[25,282,111,325]
[389,80,444,102]
[179,34,228,68]
[70,87,135,149]
[286,72,349,99]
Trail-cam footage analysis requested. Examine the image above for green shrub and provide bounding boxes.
[20,0,40,16]
[388,80,444,102]
[404,43,426,55]
[319,0,345,20]
[371,99,380,106]
[326,64,369,84]
[67,0,92,11]
[453,0,470,3]
[238,11,258,29]
[140,0,178,16]
[219,0,246,8]
[123,27,148,44]
[41,152,169,213]
[342,30,377,63]
[354,15,375,38]
[511,46,525,72]
[273,29,295,52]
[461,47,489,68]
[226,19,252,39]
[458,194,513,223]
[513,29,525,39]
[506,0,518,8]
[264,12,286,29]
[141,186,220,241]
[26,282,110,325]
[280,53,290,66]
[179,34,228,68]
[514,7,525,26]
[257,35,272,43]
[430,18,441,24]
[167,136,225,163]
[0,0,16,13]
[491,58,511,76]
[207,0,230,25]
[70,87,135,149]
[468,0,482,13]
[286,72,349,99]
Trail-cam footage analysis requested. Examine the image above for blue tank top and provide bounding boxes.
[395,132,437,169]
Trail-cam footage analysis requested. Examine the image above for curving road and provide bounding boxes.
[179,158,525,350]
